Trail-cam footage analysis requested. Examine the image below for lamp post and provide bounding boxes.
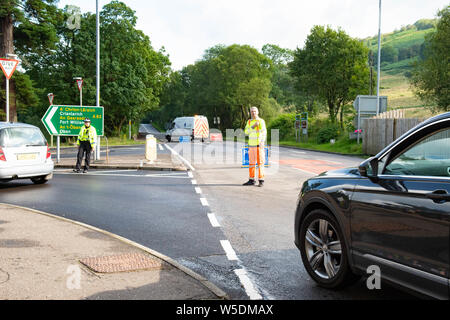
[73,77,83,107]
[5,53,18,122]
[48,93,54,147]
[376,0,382,115]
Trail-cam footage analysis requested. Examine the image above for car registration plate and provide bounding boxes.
[17,153,37,160]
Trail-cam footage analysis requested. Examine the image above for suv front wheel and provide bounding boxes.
[299,209,359,289]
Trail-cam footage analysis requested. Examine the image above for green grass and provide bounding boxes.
[365,27,433,51]
[279,137,364,155]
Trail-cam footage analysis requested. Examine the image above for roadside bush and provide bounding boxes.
[317,124,340,144]
[267,113,295,141]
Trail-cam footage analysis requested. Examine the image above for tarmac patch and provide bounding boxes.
[0,239,40,248]
[79,230,111,240]
[79,253,164,273]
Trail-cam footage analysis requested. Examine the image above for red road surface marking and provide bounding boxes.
[279,159,346,174]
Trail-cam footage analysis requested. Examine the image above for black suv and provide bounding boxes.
[295,112,450,299]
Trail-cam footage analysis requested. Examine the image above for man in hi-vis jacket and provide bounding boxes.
[243,106,267,187]
[73,118,97,173]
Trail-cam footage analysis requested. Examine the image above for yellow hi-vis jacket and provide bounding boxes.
[77,125,97,147]
[245,118,267,147]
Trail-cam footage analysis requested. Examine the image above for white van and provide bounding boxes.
[166,116,209,142]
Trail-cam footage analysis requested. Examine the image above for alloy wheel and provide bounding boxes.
[304,219,342,280]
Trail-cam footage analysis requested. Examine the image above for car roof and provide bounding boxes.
[0,122,39,129]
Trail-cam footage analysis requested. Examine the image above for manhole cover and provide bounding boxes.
[79,253,163,273]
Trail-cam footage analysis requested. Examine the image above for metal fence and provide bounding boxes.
[362,118,424,155]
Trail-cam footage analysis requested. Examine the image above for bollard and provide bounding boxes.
[145,134,157,162]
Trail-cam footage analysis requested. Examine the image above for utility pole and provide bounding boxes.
[376,0,382,115]
[96,0,101,160]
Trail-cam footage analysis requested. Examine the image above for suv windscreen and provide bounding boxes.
[0,127,46,148]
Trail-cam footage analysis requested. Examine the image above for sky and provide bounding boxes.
[58,0,449,71]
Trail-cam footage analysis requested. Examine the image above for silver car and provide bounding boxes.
[0,122,54,184]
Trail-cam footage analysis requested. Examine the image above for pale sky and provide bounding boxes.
[58,0,448,71]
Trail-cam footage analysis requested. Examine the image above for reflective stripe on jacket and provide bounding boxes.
[77,126,97,147]
[245,118,266,147]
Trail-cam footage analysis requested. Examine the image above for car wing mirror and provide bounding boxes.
[359,157,379,178]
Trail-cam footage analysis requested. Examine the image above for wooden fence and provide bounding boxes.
[362,118,423,155]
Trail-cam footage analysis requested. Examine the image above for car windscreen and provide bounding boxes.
[0,127,46,148]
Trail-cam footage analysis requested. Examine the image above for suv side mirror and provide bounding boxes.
[358,157,379,178]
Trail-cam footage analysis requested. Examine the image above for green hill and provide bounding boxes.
[361,19,437,110]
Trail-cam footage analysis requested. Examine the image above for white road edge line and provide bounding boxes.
[234,269,263,300]
[207,213,220,227]
[53,172,190,179]
[158,144,164,151]
[164,143,195,171]
[195,187,202,194]
[191,179,197,185]
[220,240,238,261]
[200,198,209,206]
[187,171,193,178]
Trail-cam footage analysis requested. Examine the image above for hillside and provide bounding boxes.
[361,19,437,110]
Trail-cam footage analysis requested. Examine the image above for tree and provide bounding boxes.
[411,5,450,111]
[290,26,371,125]
[25,2,171,136]
[0,0,60,121]
[159,44,275,130]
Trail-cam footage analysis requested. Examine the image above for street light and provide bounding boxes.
[376,0,382,115]
[73,77,83,107]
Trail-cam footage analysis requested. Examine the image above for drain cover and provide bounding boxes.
[79,253,163,273]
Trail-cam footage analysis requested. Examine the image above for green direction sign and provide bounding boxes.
[42,105,104,136]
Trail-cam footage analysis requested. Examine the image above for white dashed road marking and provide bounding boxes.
[207,213,220,227]
[200,198,209,206]
[234,269,263,300]
[220,240,238,261]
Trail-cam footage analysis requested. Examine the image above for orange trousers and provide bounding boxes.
[248,146,264,180]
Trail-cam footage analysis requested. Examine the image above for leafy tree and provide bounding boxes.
[414,19,437,31]
[25,2,171,136]
[411,5,450,111]
[158,44,275,130]
[381,44,399,63]
[290,26,371,125]
[262,43,306,111]
[0,0,60,122]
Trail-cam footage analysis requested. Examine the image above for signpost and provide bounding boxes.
[0,58,20,122]
[300,112,308,140]
[42,105,104,163]
[353,95,387,144]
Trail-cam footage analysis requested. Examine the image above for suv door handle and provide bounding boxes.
[426,190,450,203]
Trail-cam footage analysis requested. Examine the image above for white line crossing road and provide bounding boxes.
[53,170,190,179]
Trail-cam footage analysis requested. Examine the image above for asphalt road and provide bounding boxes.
[165,140,417,300]
[0,139,417,300]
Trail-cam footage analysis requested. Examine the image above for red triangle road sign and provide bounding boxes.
[76,79,83,91]
[0,58,19,80]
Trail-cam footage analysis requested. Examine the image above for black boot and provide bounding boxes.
[243,179,256,186]
[258,180,264,187]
